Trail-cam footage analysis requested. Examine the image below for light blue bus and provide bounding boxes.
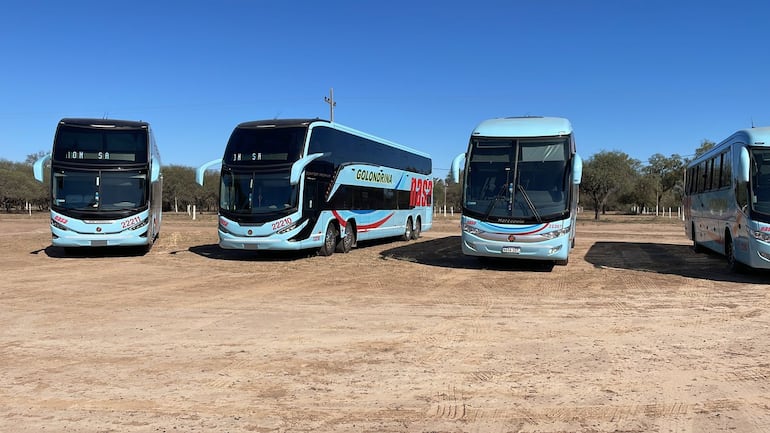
[450,116,582,265]
[685,126,770,271]
[33,118,162,252]
[197,119,432,255]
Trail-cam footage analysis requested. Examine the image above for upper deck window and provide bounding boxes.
[53,124,148,163]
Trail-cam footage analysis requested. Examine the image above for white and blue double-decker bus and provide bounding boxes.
[685,126,770,271]
[197,119,432,255]
[33,118,162,251]
[450,116,582,265]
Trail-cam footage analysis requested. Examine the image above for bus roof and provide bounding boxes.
[689,126,770,166]
[59,118,149,129]
[472,116,572,138]
[234,118,431,159]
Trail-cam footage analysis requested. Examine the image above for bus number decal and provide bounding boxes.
[409,178,433,207]
[121,216,141,229]
[272,217,292,231]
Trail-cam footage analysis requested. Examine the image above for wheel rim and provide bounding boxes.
[325,225,336,251]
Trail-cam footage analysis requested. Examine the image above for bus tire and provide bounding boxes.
[402,217,413,241]
[336,222,354,253]
[692,223,704,253]
[411,217,421,240]
[318,223,338,256]
[725,233,745,273]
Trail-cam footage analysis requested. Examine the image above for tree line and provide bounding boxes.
[0,140,716,218]
[0,155,220,214]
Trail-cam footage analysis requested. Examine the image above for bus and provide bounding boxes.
[196,118,432,255]
[450,116,582,265]
[684,126,770,271]
[33,118,162,251]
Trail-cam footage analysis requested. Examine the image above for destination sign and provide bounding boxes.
[65,151,136,161]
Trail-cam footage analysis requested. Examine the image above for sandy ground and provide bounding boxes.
[1,212,770,433]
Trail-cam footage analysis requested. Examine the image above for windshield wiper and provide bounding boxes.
[483,183,509,220]
[517,184,542,223]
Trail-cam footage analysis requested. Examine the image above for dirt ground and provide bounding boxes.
[2,212,770,433]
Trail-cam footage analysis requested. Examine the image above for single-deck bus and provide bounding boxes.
[684,126,770,271]
[196,119,432,255]
[450,116,582,265]
[33,118,162,251]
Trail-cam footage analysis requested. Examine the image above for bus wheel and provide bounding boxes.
[402,218,413,241]
[318,223,338,256]
[725,234,745,273]
[336,223,354,253]
[411,218,421,240]
[692,223,704,253]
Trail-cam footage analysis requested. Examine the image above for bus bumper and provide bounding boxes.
[218,230,321,251]
[461,234,570,261]
[51,228,150,248]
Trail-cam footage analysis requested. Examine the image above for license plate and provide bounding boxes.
[502,246,520,254]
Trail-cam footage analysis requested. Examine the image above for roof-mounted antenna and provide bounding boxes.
[103,111,109,119]
[751,117,755,128]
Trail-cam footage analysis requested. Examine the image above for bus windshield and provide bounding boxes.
[52,168,147,211]
[220,169,297,215]
[464,138,570,221]
[751,147,770,215]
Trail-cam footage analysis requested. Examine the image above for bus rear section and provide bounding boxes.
[197,119,432,255]
[33,118,162,250]
[451,116,582,265]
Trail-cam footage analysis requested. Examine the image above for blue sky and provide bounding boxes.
[2,1,768,179]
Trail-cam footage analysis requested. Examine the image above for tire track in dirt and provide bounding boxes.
[427,398,738,425]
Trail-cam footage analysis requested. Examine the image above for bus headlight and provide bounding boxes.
[218,221,232,234]
[540,226,571,240]
[130,218,149,230]
[277,223,299,235]
[751,229,770,243]
[463,224,484,235]
[51,218,68,231]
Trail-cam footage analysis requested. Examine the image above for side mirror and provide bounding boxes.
[450,153,466,183]
[572,154,583,184]
[33,153,51,182]
[150,157,161,182]
[290,153,324,185]
[196,158,222,186]
[738,146,750,183]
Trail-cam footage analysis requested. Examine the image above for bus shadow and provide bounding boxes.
[585,241,770,283]
[380,236,556,272]
[36,245,150,258]
[187,244,315,261]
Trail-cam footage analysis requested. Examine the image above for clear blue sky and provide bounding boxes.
[2,1,769,179]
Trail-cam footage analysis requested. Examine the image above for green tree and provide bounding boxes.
[694,139,716,159]
[0,160,47,212]
[580,151,639,220]
[162,165,198,212]
[645,153,685,213]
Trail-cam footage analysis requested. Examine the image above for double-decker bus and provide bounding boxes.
[196,119,432,255]
[33,118,162,251]
[450,116,582,265]
[684,126,770,271]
